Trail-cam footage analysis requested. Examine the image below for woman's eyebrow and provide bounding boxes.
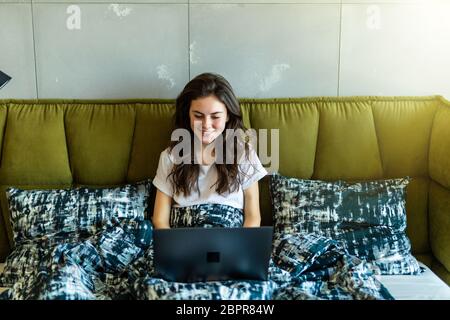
[192,111,224,115]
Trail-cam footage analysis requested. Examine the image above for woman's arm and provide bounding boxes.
[243,181,262,227]
[152,190,173,229]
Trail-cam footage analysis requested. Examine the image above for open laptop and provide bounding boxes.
[153,226,273,283]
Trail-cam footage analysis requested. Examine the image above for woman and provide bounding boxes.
[152,72,267,229]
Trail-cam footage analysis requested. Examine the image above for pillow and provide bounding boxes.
[76,180,152,234]
[6,188,78,244]
[269,173,422,275]
[6,179,152,244]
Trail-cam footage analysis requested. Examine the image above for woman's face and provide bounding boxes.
[189,95,229,146]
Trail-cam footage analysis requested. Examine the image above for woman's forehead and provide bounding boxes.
[190,96,227,113]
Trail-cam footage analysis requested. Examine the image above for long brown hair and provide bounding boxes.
[168,72,251,196]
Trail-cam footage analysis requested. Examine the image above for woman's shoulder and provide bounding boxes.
[159,147,176,164]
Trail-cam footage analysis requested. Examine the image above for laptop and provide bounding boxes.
[153,226,273,282]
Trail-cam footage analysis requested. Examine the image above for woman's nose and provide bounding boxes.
[202,117,212,129]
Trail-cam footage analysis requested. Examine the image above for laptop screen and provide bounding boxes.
[153,227,273,283]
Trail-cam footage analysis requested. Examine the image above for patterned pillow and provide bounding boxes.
[76,180,152,235]
[6,179,152,244]
[269,173,422,275]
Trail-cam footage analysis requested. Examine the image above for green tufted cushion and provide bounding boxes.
[0,104,72,185]
[243,100,319,178]
[127,103,175,183]
[405,178,430,254]
[0,104,7,161]
[429,181,450,273]
[65,104,135,185]
[313,100,383,180]
[371,98,438,178]
[429,102,450,189]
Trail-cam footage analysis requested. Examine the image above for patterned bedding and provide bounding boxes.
[0,204,393,300]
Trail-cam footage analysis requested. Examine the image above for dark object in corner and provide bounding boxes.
[0,70,12,89]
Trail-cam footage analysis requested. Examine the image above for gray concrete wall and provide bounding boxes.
[1,0,449,99]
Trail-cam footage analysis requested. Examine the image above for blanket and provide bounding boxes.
[0,204,393,300]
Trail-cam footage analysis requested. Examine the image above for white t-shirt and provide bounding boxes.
[152,147,267,210]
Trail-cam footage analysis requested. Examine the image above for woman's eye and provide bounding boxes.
[193,114,220,120]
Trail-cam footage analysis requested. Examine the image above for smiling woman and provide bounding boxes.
[151,72,267,230]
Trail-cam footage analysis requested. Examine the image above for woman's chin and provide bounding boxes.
[201,133,217,145]
[201,138,214,145]
[193,132,218,146]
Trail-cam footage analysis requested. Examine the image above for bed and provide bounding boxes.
[0,98,449,299]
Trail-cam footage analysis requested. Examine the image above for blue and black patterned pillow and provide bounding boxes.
[269,173,422,275]
[6,179,152,244]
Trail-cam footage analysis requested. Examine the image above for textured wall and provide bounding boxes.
[0,0,449,99]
